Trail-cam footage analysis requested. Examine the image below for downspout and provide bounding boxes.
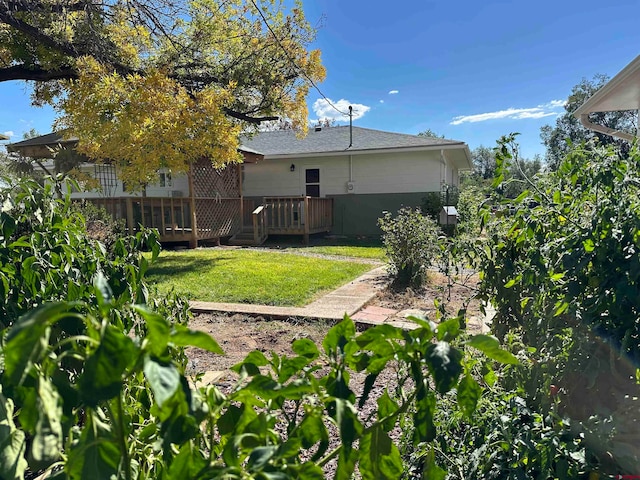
[440,149,447,188]
[579,114,635,142]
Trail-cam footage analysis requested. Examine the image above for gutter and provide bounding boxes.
[578,114,635,142]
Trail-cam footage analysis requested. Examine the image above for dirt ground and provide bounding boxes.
[186,270,482,373]
[184,270,481,476]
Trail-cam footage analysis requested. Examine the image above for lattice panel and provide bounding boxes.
[192,159,240,198]
[195,199,242,239]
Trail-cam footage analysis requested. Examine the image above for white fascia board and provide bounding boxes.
[574,55,640,116]
[262,143,468,160]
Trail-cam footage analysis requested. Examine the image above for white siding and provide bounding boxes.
[242,150,450,197]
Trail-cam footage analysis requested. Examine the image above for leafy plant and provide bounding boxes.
[477,136,640,473]
[378,207,441,286]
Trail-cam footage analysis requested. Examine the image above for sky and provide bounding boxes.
[2,0,640,160]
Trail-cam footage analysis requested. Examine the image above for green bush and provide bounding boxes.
[378,207,441,286]
[477,137,640,473]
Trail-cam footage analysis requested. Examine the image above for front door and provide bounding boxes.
[305,168,320,197]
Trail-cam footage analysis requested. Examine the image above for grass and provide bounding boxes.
[146,248,375,306]
[289,245,386,260]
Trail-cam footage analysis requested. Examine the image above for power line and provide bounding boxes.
[248,0,350,118]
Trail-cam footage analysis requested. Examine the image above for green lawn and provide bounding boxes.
[290,245,386,260]
[146,248,375,306]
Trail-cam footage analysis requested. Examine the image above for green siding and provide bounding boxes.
[329,192,430,236]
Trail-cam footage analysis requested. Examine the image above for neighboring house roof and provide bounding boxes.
[575,55,640,115]
[0,133,9,140]
[241,126,473,170]
[7,131,265,162]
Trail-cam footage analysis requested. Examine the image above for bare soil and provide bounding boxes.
[186,270,481,373]
[185,271,481,477]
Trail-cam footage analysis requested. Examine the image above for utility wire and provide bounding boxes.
[248,0,351,118]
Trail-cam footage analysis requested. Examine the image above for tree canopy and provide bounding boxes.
[0,0,325,187]
[540,74,636,170]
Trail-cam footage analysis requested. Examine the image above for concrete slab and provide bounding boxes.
[190,266,391,322]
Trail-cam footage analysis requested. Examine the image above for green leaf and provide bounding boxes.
[467,335,519,365]
[4,303,72,385]
[457,374,482,417]
[504,278,516,288]
[323,316,356,357]
[582,238,596,253]
[0,389,28,480]
[171,326,223,354]
[291,337,320,359]
[79,325,135,406]
[66,415,119,480]
[134,305,170,357]
[376,391,399,432]
[248,446,277,470]
[93,271,113,307]
[359,426,403,480]
[143,356,181,409]
[422,449,446,480]
[436,317,461,341]
[29,379,63,470]
[232,350,269,376]
[425,342,463,394]
[413,391,436,443]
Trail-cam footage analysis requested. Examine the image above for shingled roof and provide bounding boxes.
[241,126,465,157]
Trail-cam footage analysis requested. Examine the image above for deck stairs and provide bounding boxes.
[228,226,268,246]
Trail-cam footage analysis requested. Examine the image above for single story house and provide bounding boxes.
[7,126,472,245]
[574,54,640,140]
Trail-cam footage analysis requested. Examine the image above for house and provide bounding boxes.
[0,133,8,140]
[240,126,472,237]
[574,54,640,140]
[6,126,472,245]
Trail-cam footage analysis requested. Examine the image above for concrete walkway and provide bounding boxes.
[190,266,390,321]
[190,265,494,332]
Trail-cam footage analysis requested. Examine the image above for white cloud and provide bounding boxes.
[379,100,384,104]
[312,98,371,122]
[388,90,399,95]
[2,131,14,138]
[450,100,566,125]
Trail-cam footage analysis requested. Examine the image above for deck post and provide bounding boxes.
[303,196,310,244]
[188,164,198,248]
[126,199,133,235]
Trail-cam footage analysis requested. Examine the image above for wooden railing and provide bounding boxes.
[263,196,333,243]
[81,197,192,238]
[252,205,268,245]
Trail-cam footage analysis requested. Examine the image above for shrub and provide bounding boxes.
[70,199,126,252]
[378,207,440,286]
[477,136,640,472]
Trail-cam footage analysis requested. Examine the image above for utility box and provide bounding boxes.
[440,206,458,226]
[346,181,356,194]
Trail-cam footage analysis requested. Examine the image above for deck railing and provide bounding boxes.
[252,205,268,245]
[263,196,333,242]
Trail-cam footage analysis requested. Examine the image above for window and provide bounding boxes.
[159,171,172,187]
[305,168,320,197]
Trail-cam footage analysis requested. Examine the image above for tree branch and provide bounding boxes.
[223,107,278,124]
[2,0,92,14]
[0,64,78,81]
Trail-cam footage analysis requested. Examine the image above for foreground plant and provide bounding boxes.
[0,291,519,479]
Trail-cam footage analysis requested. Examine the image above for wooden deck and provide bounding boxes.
[235,196,333,244]
[83,196,242,244]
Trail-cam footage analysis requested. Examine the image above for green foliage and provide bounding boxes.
[69,200,126,252]
[424,386,594,479]
[378,207,441,286]
[477,136,640,472]
[0,176,160,326]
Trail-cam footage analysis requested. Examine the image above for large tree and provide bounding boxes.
[0,0,325,187]
[541,74,636,170]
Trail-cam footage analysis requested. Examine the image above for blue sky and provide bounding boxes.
[2,0,640,160]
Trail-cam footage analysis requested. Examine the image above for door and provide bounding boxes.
[305,168,320,197]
